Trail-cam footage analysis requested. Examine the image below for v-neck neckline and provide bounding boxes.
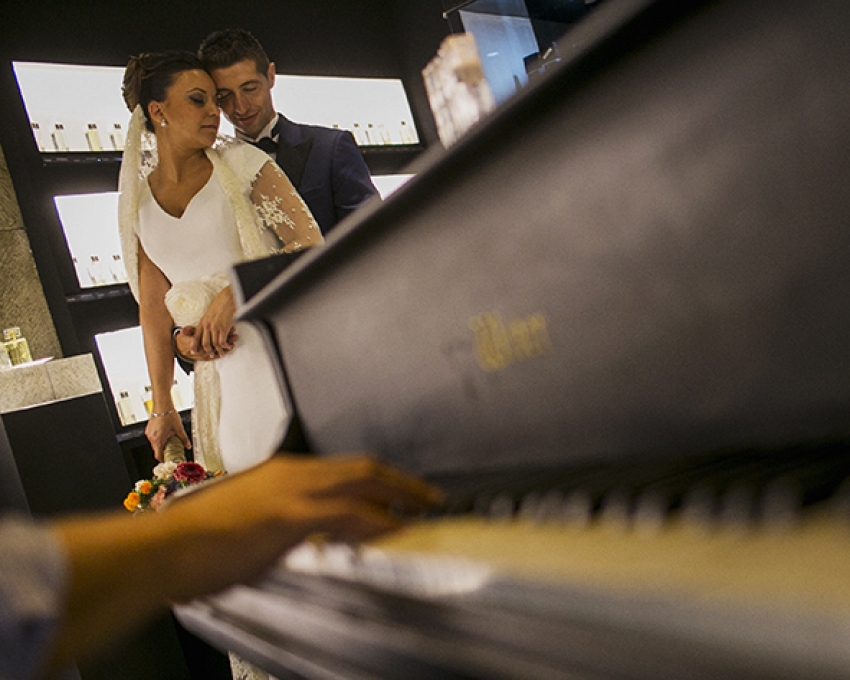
[146,170,215,220]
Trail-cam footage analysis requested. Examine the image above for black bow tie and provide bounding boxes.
[250,136,278,154]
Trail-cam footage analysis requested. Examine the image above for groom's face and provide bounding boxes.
[211,59,277,140]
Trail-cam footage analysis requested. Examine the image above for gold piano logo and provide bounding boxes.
[469,312,552,372]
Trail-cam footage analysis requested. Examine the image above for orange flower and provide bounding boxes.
[123,492,140,512]
[138,481,153,495]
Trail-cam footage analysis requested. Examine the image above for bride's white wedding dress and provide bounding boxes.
[120,134,321,476]
[137,146,295,473]
[119,113,321,680]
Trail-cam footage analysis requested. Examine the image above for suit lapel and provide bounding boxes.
[274,115,312,188]
[276,138,313,188]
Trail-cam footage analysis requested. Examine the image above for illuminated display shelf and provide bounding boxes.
[95,325,194,428]
[13,61,421,154]
[53,171,412,292]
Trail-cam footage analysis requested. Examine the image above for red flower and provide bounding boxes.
[173,462,207,485]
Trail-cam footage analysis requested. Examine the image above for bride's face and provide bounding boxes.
[157,69,220,148]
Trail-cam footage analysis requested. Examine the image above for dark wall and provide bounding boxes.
[1,1,391,72]
[3,394,131,517]
[0,420,29,513]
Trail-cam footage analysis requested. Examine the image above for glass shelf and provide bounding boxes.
[272,75,419,146]
[14,61,420,153]
[13,63,130,153]
[52,172,415,293]
[53,191,127,288]
[95,325,194,427]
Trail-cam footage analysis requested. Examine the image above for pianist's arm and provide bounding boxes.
[44,455,441,675]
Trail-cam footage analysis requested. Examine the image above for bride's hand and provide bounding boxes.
[145,411,191,462]
[194,286,237,358]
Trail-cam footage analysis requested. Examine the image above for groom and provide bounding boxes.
[175,29,381,364]
[198,28,379,234]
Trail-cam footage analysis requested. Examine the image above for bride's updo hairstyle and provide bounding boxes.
[122,51,207,132]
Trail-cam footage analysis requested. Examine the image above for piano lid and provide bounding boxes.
[192,1,850,678]
[238,0,850,479]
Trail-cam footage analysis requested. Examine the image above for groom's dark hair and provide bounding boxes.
[198,29,271,77]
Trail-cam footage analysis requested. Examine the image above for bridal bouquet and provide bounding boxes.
[123,461,223,513]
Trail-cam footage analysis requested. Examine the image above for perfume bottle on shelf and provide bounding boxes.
[87,255,107,286]
[365,123,376,145]
[351,123,367,146]
[71,257,86,286]
[116,390,136,426]
[30,123,46,151]
[109,253,127,283]
[378,123,392,145]
[85,123,102,152]
[171,379,185,411]
[3,327,32,366]
[51,123,69,152]
[110,123,125,151]
[399,120,416,144]
[142,385,154,416]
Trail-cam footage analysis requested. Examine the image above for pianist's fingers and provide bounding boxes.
[154,457,435,595]
[304,455,444,512]
[298,497,408,543]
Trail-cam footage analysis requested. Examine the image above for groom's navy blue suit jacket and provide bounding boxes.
[273,114,379,234]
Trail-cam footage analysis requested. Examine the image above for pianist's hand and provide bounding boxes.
[50,455,441,672]
[157,454,444,596]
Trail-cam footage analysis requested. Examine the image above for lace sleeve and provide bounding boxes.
[251,161,324,253]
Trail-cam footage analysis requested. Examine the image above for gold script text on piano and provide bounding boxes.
[469,312,552,372]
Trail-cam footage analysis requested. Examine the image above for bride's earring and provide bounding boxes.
[160,119,167,128]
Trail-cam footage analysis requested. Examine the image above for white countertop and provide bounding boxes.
[0,354,102,414]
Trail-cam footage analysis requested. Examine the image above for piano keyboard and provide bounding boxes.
[177,445,850,679]
[428,442,850,527]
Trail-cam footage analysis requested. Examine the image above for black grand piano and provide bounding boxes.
[175,0,850,677]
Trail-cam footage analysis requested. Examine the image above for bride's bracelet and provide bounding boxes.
[150,408,177,418]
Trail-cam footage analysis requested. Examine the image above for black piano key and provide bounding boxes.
[679,484,718,525]
[718,482,758,527]
[632,489,668,533]
[759,477,802,529]
[560,489,593,527]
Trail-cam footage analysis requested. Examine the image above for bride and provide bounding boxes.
[118,50,323,476]
[119,50,322,680]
